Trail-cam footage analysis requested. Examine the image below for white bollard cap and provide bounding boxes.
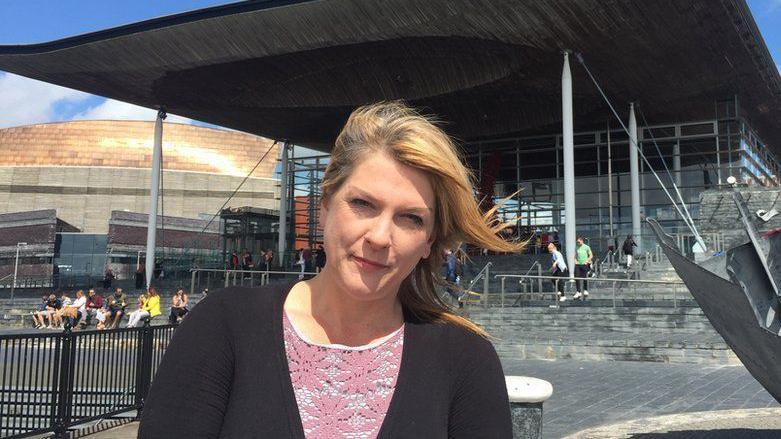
[505,376,553,404]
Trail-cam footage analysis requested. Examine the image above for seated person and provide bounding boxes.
[31,295,49,329]
[50,293,71,330]
[127,288,161,328]
[105,288,128,330]
[82,289,105,328]
[43,294,63,328]
[168,289,189,324]
[61,290,86,330]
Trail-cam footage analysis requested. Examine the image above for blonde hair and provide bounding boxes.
[323,101,524,337]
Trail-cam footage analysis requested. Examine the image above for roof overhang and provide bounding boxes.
[0,0,779,154]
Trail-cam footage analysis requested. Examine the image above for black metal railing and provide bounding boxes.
[0,321,176,438]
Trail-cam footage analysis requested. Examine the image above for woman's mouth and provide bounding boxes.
[352,255,389,270]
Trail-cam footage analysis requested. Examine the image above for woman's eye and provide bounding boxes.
[349,198,372,208]
[404,214,424,226]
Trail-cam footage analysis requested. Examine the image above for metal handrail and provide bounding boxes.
[189,268,319,295]
[191,268,317,275]
[461,262,492,307]
[512,261,541,306]
[494,273,686,308]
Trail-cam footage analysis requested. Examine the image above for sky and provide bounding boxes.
[0,0,780,130]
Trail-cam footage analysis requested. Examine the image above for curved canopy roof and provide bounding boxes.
[0,0,779,152]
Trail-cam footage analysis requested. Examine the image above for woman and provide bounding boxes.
[548,242,569,302]
[168,289,189,324]
[294,248,306,280]
[623,234,637,270]
[140,102,522,438]
[60,290,85,329]
[127,288,161,327]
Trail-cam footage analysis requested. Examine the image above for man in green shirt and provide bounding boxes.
[573,237,593,300]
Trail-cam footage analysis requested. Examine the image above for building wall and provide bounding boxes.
[0,166,278,234]
[0,210,57,278]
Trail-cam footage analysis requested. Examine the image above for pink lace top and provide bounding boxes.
[283,311,404,438]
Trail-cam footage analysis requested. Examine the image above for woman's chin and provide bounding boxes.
[339,277,395,302]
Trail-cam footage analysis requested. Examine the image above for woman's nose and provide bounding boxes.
[365,214,392,248]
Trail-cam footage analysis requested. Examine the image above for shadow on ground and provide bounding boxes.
[631,429,779,438]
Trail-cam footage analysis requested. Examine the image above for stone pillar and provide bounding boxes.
[562,52,576,279]
[629,103,641,251]
[507,376,553,439]
[145,109,165,289]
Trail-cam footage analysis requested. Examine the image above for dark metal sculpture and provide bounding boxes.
[648,191,781,404]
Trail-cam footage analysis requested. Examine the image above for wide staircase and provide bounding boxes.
[460,253,736,365]
[3,255,736,366]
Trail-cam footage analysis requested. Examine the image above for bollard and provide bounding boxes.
[501,277,506,308]
[536,264,543,296]
[506,376,553,439]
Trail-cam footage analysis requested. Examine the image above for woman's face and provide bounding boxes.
[320,152,435,303]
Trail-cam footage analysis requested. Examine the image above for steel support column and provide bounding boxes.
[277,141,290,267]
[145,109,165,289]
[562,52,576,279]
[673,141,682,186]
[629,103,641,251]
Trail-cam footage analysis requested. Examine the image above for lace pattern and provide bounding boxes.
[283,312,404,438]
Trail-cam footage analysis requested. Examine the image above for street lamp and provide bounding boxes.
[11,242,27,302]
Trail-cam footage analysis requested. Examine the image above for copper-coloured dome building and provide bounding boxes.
[0,119,280,233]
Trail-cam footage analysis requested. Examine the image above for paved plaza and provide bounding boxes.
[502,359,778,438]
[78,358,778,438]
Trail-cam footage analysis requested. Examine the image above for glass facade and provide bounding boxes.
[465,114,779,253]
[54,233,108,289]
[280,99,779,259]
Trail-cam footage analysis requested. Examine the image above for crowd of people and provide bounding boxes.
[228,248,276,271]
[30,286,193,330]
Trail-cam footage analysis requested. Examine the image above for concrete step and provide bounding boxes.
[466,306,734,365]
[490,339,737,364]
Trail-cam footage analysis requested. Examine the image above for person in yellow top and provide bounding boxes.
[127,287,161,327]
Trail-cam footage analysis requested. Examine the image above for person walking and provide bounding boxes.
[622,234,637,271]
[548,242,568,302]
[294,248,306,280]
[315,245,326,273]
[230,250,239,270]
[573,237,593,300]
[263,249,274,272]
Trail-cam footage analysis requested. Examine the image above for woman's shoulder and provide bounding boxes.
[194,282,292,314]
[410,316,498,361]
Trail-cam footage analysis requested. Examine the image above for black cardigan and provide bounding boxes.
[139,283,512,438]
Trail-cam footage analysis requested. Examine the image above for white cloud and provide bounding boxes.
[0,72,91,128]
[73,99,193,124]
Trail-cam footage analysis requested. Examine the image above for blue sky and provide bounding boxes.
[0,0,780,129]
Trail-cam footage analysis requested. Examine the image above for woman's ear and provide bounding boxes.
[319,195,329,229]
[421,239,434,260]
